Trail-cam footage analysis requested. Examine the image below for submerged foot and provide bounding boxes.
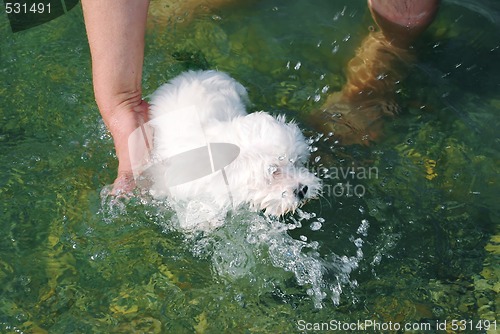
[310,32,411,145]
[310,91,399,146]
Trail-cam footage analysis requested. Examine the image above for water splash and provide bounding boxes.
[98,184,153,224]
[160,207,368,308]
[99,185,129,222]
[99,183,370,309]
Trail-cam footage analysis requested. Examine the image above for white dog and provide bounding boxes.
[131,70,321,230]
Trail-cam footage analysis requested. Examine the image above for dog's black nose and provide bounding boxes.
[295,184,308,200]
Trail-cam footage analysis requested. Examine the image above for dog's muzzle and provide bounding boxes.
[294,184,309,200]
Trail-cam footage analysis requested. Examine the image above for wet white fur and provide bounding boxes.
[147,70,321,230]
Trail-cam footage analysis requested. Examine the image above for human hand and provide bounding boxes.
[107,98,150,196]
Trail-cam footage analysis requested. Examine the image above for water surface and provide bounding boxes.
[1,0,499,333]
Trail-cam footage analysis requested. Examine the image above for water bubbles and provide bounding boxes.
[80,151,91,161]
[99,185,130,222]
[267,235,328,308]
[90,250,107,261]
[211,236,257,280]
[357,219,369,237]
[331,44,340,54]
[309,217,325,231]
[310,221,322,231]
[333,6,346,21]
[353,237,363,248]
[268,164,278,175]
[371,253,382,266]
[296,208,316,220]
[308,241,320,250]
[234,293,246,307]
[310,132,324,143]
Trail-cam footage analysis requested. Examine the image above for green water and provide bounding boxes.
[1,0,499,333]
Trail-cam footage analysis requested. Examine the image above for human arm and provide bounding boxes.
[81,0,150,194]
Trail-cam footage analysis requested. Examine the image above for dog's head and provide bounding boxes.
[227,112,322,216]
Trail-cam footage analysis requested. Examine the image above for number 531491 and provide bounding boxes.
[5,2,52,14]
